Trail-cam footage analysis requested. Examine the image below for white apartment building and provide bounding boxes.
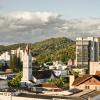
[0,52,10,61]
[48,61,67,70]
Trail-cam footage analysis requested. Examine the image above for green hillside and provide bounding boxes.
[0,37,76,64]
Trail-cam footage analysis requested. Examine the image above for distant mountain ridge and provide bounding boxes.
[0,37,75,64]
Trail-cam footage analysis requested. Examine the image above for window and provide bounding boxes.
[85,86,89,89]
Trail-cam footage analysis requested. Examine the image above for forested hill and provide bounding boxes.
[0,37,76,64]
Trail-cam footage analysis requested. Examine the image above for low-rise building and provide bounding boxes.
[48,61,67,70]
[72,75,100,91]
[33,70,55,85]
[90,62,100,75]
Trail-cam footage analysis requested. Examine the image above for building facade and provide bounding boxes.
[76,37,99,68]
[90,62,100,75]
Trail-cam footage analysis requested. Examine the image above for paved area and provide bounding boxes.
[71,89,94,97]
[1,89,100,100]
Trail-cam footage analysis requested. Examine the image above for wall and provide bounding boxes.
[74,84,85,90]
[90,62,100,75]
[0,80,8,89]
[69,75,74,89]
[0,94,49,100]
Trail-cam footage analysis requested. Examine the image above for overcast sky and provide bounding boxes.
[0,0,100,44]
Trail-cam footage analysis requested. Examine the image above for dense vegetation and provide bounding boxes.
[47,76,69,88]
[0,37,75,64]
[8,72,22,87]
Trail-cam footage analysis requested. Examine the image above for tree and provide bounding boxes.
[48,77,66,88]
[8,72,22,88]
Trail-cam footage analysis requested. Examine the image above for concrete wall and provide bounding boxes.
[69,75,75,89]
[0,94,49,100]
[74,84,85,90]
[75,84,100,90]
[0,80,8,89]
[90,62,100,75]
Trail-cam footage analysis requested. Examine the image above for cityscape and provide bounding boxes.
[0,0,100,100]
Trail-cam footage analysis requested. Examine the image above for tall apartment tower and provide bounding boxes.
[76,37,99,68]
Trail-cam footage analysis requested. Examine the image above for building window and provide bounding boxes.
[85,86,89,89]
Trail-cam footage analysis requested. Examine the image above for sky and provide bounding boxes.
[0,0,100,44]
[1,0,100,18]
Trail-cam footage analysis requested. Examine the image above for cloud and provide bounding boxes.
[0,11,100,44]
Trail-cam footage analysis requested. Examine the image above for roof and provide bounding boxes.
[0,78,6,81]
[93,75,100,81]
[42,83,59,89]
[32,70,53,79]
[73,75,100,86]
[95,71,100,75]
[5,69,13,73]
[72,75,92,86]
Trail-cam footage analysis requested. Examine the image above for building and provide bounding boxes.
[0,52,10,66]
[90,62,100,75]
[72,75,100,91]
[47,61,67,70]
[20,45,33,88]
[32,70,55,84]
[76,37,99,69]
[72,68,86,75]
[11,47,36,63]
[11,47,24,62]
[0,52,10,61]
[67,59,77,67]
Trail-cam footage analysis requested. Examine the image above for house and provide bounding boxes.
[72,75,100,90]
[32,70,55,84]
[32,69,70,85]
